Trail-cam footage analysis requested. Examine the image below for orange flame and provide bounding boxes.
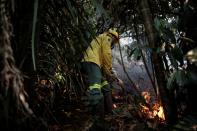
[152,102,165,120]
[140,92,165,121]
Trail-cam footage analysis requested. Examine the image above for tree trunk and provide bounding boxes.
[139,0,177,125]
[0,0,33,130]
[11,0,45,109]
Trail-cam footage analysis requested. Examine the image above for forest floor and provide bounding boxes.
[45,94,169,131]
[47,100,197,131]
[33,80,197,131]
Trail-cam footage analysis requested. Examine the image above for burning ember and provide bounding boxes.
[140,91,165,121]
[152,102,165,120]
[113,104,117,108]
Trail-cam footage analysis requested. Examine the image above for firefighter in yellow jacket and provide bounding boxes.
[81,28,122,115]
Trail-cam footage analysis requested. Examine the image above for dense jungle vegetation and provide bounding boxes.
[0,0,197,130]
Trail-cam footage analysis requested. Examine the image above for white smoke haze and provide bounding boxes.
[112,35,154,96]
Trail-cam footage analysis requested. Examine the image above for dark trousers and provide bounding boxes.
[81,62,112,115]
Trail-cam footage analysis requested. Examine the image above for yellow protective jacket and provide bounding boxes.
[82,32,113,75]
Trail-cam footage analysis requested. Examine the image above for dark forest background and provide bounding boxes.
[0,0,197,130]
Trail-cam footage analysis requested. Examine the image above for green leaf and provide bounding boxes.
[154,18,161,31]
[154,18,176,43]
[133,48,142,61]
[168,52,178,69]
[167,72,176,90]
[171,46,184,66]
[128,48,136,58]
[176,70,187,87]
[167,70,189,90]
[154,18,166,31]
[127,41,151,54]
[162,28,176,43]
